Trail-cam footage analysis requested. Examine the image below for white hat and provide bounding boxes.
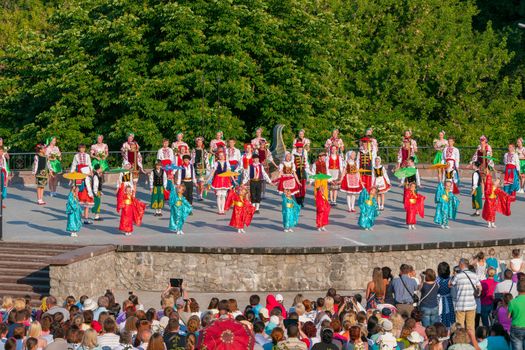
[382,319,393,331]
[407,331,424,343]
[83,298,97,311]
[259,307,269,319]
[269,316,280,325]
[275,294,284,302]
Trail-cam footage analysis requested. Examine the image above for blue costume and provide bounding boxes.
[433,182,459,226]
[357,189,379,230]
[281,194,300,230]
[66,191,82,233]
[168,181,192,232]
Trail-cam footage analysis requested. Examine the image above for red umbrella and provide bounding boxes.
[197,318,254,350]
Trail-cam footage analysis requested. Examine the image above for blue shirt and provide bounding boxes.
[391,275,418,304]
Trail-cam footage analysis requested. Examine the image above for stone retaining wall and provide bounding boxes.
[49,243,525,300]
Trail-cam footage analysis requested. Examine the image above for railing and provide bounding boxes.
[5,146,509,171]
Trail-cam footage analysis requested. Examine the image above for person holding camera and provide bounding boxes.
[449,258,482,331]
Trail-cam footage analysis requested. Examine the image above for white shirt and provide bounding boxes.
[98,334,120,349]
[442,146,460,171]
[177,164,197,185]
[157,147,175,163]
[504,152,521,171]
[70,153,92,173]
[494,279,518,298]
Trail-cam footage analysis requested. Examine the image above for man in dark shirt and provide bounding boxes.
[163,316,186,350]
[6,311,25,338]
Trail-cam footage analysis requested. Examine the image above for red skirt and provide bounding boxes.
[296,179,307,198]
[373,176,391,194]
[277,174,300,195]
[78,188,94,207]
[361,174,372,192]
[341,173,362,193]
[119,204,134,233]
[161,159,172,200]
[212,175,232,190]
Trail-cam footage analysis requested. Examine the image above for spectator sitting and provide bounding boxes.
[311,328,338,350]
[93,297,109,322]
[162,318,185,350]
[97,318,119,349]
[263,327,284,350]
[44,324,67,350]
[277,324,306,350]
[78,329,101,350]
[44,297,69,322]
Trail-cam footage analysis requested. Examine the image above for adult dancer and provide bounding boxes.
[357,137,375,192]
[327,145,343,205]
[242,154,272,213]
[516,138,525,193]
[292,129,311,153]
[90,135,109,172]
[340,151,362,212]
[45,136,62,197]
[503,143,520,201]
[192,137,210,201]
[433,131,448,182]
[292,142,309,207]
[276,152,301,196]
[442,137,460,194]
[324,129,344,153]
[372,157,390,211]
[208,151,232,214]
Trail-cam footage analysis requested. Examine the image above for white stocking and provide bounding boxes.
[350,195,356,210]
[346,195,352,211]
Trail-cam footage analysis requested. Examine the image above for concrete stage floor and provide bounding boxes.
[3,178,525,248]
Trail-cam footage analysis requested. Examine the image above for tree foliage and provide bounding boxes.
[0,0,524,151]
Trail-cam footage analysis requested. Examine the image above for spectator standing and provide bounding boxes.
[277,324,307,350]
[480,267,498,327]
[97,319,119,349]
[390,264,418,317]
[450,258,482,331]
[43,297,69,322]
[495,270,518,298]
[418,269,440,327]
[497,294,513,333]
[509,280,525,350]
[44,326,67,350]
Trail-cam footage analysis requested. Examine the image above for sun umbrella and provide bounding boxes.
[429,164,448,170]
[394,167,417,179]
[105,168,129,174]
[218,170,240,177]
[197,319,254,350]
[309,173,332,180]
[63,172,87,180]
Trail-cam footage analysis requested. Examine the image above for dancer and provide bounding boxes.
[517,138,525,193]
[325,129,344,153]
[471,162,483,216]
[225,185,256,233]
[256,139,277,198]
[70,144,93,173]
[121,133,144,188]
[241,144,254,172]
[91,164,103,221]
[226,139,242,172]
[175,144,191,167]
[503,143,520,200]
[192,137,209,201]
[403,130,418,163]
[292,129,311,152]
[442,137,460,194]
[90,135,109,172]
[433,131,448,182]
[482,171,511,228]
[209,151,232,214]
[397,138,413,169]
[357,187,380,231]
[242,154,272,213]
[372,157,390,211]
[292,142,309,207]
[281,189,300,232]
[402,157,421,189]
[77,166,94,224]
[327,145,343,205]
[251,127,266,149]
[171,132,188,155]
[434,180,459,229]
[362,128,379,155]
[404,182,425,230]
[149,160,167,216]
[315,180,330,231]
[117,185,146,236]
[177,155,196,205]
[210,131,226,155]
[310,152,329,197]
[116,164,134,210]
[340,151,362,212]
[45,136,62,197]
[470,135,494,183]
[157,139,175,200]
[276,152,301,196]
[0,147,8,206]
[32,144,49,205]
[66,186,82,237]
[167,182,192,235]
[357,137,375,191]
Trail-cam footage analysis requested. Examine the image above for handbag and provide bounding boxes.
[399,275,419,303]
[463,271,481,298]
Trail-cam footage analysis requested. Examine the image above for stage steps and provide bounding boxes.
[0,242,82,306]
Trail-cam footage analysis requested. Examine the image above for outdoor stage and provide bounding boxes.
[3,178,525,249]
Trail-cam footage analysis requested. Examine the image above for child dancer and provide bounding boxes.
[149,160,167,216]
[209,151,232,214]
[0,147,8,207]
[91,164,103,221]
[77,166,94,224]
[372,157,390,211]
[404,182,425,230]
[167,182,192,235]
[327,145,343,205]
[434,180,459,229]
[32,144,49,205]
[517,138,525,193]
[117,185,146,236]
[503,143,520,201]
[225,186,256,233]
[357,187,380,231]
[282,189,301,232]
[45,136,62,197]
[340,151,362,212]
[66,186,82,237]
[315,181,330,231]
[482,172,511,229]
[192,137,209,201]
[242,154,272,213]
[177,155,196,205]
[276,152,301,196]
[471,161,483,216]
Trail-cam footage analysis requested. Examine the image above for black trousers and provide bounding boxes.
[250,180,262,203]
[183,181,193,205]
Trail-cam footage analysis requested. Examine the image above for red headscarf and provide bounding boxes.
[266,294,287,319]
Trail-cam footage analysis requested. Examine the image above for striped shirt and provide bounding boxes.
[451,270,481,311]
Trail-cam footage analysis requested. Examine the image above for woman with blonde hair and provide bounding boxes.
[366,267,386,309]
[78,329,101,350]
[27,321,48,349]
[146,333,165,350]
[323,296,335,315]
[13,298,26,312]
[390,313,405,338]
[1,296,14,322]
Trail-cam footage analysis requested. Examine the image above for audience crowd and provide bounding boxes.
[0,248,525,350]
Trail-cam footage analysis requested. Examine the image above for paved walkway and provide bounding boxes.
[3,179,525,248]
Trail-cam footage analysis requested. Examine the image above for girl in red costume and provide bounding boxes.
[225,186,256,233]
[482,172,511,228]
[404,182,425,230]
[315,181,331,231]
[208,151,232,214]
[117,185,146,236]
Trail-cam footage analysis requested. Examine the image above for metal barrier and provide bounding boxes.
[6,146,509,171]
